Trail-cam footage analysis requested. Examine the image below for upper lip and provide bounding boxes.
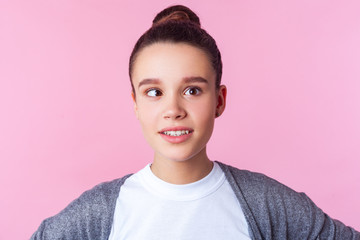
[159,126,194,133]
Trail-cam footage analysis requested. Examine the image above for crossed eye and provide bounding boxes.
[146,87,202,97]
[146,89,162,97]
[184,87,201,95]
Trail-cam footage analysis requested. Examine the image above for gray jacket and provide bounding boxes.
[31,161,360,239]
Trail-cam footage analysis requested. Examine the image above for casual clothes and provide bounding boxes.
[31,161,360,240]
[108,162,251,239]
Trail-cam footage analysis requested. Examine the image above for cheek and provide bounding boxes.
[138,108,151,125]
[137,103,159,128]
[190,98,216,123]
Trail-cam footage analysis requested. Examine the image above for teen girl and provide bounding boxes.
[31,5,359,240]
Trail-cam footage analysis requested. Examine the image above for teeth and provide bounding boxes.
[163,130,190,136]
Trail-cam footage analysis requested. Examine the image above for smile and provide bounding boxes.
[162,130,191,136]
[159,127,194,144]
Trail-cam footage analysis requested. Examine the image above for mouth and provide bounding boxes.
[158,127,194,143]
[161,130,192,136]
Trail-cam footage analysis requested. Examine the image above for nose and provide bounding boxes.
[162,95,187,120]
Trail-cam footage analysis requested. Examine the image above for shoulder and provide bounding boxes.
[218,161,317,221]
[218,160,317,211]
[217,161,323,238]
[62,174,133,218]
[217,161,360,239]
[78,174,132,206]
[31,174,132,240]
[217,161,293,196]
[216,161,307,211]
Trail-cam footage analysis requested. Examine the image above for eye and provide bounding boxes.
[146,88,162,97]
[184,87,202,96]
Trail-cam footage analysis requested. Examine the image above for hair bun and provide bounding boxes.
[152,5,201,27]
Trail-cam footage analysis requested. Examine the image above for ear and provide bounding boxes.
[131,92,139,119]
[215,85,227,118]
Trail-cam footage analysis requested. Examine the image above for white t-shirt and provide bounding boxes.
[109,162,251,240]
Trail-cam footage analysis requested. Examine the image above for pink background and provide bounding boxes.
[1,0,359,239]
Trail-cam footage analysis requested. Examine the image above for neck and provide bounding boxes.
[151,149,213,184]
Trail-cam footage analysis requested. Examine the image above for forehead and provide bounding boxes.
[132,42,215,85]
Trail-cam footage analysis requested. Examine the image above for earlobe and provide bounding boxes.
[131,92,139,119]
[215,85,227,118]
[131,92,136,102]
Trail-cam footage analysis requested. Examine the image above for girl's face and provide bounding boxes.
[131,42,226,163]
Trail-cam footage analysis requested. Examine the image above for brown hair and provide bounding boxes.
[129,5,222,94]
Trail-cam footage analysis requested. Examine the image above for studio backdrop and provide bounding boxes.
[1,1,359,239]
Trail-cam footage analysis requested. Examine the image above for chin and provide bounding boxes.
[160,154,193,162]
[158,148,206,163]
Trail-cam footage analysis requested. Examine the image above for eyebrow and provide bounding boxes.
[138,78,160,89]
[183,76,209,84]
[137,76,209,89]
